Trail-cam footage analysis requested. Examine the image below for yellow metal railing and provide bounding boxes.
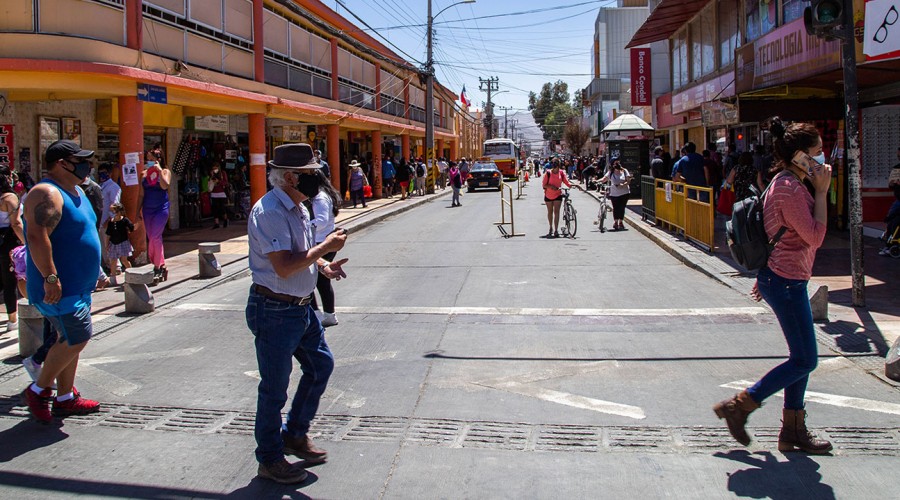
[496,181,525,238]
[652,180,715,252]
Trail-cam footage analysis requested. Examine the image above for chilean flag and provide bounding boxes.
[459,86,471,108]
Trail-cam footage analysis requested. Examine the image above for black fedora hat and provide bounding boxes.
[267,143,321,171]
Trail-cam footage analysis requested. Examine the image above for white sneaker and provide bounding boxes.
[6,320,18,332]
[22,356,41,383]
[321,312,338,327]
[879,247,891,256]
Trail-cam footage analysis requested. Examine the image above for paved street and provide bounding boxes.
[1,181,899,499]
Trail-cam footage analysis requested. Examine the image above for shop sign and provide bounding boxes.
[272,125,306,142]
[0,125,14,168]
[735,44,756,94]
[655,93,685,129]
[137,83,167,104]
[630,48,652,106]
[672,74,734,114]
[863,0,900,61]
[752,17,840,89]
[701,101,739,127]
[189,115,229,132]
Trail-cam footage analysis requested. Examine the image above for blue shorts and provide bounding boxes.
[37,299,93,346]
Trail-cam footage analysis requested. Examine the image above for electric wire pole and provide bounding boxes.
[479,77,498,140]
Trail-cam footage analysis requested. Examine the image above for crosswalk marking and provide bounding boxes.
[720,380,900,416]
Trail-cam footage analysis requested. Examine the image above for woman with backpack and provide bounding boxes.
[713,117,833,454]
[449,162,463,207]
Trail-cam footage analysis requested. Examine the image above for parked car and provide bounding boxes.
[466,161,502,192]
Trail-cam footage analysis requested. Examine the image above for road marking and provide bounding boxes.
[76,347,204,397]
[175,303,768,317]
[474,362,646,420]
[721,380,900,416]
[245,351,399,380]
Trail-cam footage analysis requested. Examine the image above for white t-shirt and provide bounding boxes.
[608,169,631,197]
[311,191,335,244]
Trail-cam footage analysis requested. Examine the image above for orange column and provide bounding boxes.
[327,124,340,187]
[372,131,382,198]
[451,140,459,160]
[403,78,410,119]
[249,114,267,205]
[252,0,264,81]
[436,139,444,159]
[118,95,146,258]
[331,38,340,101]
[374,62,382,112]
[126,0,142,50]
[401,134,410,160]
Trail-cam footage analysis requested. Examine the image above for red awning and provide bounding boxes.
[625,0,714,49]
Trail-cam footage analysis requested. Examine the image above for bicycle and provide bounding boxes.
[593,181,613,233]
[560,188,577,238]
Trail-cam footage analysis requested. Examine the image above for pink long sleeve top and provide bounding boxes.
[763,172,826,281]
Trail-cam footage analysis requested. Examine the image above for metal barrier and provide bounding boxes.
[640,175,656,223]
[496,181,525,238]
[516,170,527,200]
[650,180,715,252]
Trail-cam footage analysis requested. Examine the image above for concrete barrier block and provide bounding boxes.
[808,281,828,321]
[17,299,43,358]
[125,265,157,285]
[886,337,900,382]
[124,282,155,314]
[199,242,221,254]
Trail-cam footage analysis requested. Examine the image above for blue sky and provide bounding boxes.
[333,0,617,143]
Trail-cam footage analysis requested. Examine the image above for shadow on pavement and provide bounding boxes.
[714,450,835,500]
[0,419,69,463]
[223,474,316,499]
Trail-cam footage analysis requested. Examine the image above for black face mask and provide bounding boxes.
[296,173,321,198]
[66,159,92,182]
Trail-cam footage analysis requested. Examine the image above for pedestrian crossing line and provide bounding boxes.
[174,303,769,317]
[720,380,900,416]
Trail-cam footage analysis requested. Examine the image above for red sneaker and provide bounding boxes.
[52,393,100,417]
[22,386,53,423]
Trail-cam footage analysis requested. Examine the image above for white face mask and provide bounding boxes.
[811,153,826,165]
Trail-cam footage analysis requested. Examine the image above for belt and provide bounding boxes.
[252,284,313,305]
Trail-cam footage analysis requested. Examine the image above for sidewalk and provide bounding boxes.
[52,189,451,321]
[575,182,900,384]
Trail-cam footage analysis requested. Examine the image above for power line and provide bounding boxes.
[335,0,423,65]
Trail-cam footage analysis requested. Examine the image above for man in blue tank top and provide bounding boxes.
[22,140,102,423]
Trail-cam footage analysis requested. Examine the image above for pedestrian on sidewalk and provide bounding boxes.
[879,147,900,256]
[714,117,834,455]
[21,139,104,423]
[138,150,171,282]
[0,165,25,331]
[97,163,121,272]
[395,157,411,201]
[347,160,368,208]
[725,152,763,202]
[542,159,571,238]
[382,154,396,198]
[105,202,134,276]
[598,160,631,231]
[449,162,463,207]
[246,143,348,484]
[209,163,230,229]
[310,169,342,327]
[438,157,449,190]
[415,160,426,196]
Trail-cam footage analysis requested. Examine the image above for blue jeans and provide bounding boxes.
[747,267,818,410]
[246,288,334,464]
[885,200,900,240]
[452,186,461,205]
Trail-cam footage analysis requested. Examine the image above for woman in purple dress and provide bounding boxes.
[138,149,172,281]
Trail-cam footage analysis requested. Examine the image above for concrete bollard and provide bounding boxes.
[808,282,828,322]
[198,242,222,278]
[886,338,900,382]
[124,265,156,314]
[17,299,43,358]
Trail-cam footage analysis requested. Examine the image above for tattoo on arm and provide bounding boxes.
[34,194,62,229]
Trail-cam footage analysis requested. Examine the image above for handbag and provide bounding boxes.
[717,186,736,216]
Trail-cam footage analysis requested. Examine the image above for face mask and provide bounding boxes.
[66,160,92,181]
[99,172,110,182]
[811,153,825,165]
[295,173,321,198]
[146,161,157,168]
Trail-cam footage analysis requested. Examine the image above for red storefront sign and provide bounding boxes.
[752,17,840,89]
[656,93,685,129]
[672,73,735,114]
[0,125,13,168]
[630,48,652,106]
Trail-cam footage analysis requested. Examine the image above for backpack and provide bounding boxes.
[725,172,789,272]
[416,163,425,177]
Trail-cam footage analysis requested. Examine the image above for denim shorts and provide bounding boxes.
[43,304,93,346]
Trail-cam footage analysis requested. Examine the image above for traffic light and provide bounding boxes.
[804,0,844,40]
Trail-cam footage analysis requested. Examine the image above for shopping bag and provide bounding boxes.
[363,185,372,198]
[717,187,736,216]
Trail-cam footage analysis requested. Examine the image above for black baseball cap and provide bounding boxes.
[45,140,94,165]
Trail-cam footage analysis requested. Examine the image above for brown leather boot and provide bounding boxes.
[713,390,760,446]
[778,409,833,454]
[283,433,328,464]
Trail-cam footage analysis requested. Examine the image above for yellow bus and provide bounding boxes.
[482,138,520,179]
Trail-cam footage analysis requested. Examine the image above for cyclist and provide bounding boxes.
[542,158,571,238]
[598,160,632,231]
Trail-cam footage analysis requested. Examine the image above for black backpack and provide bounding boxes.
[725,172,789,272]
[416,163,425,177]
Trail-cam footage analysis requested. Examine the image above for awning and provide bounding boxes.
[601,113,654,133]
[625,0,714,49]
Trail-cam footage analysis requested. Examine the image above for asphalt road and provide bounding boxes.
[1,180,898,499]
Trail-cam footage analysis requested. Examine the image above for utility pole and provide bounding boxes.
[479,76,498,140]
[498,106,512,138]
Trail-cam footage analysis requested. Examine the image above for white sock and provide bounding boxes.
[29,383,46,394]
[56,392,74,402]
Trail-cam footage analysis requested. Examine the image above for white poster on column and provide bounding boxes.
[123,163,139,186]
[864,0,900,58]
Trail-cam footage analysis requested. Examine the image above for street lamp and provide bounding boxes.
[426,0,475,192]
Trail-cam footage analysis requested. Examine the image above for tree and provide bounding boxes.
[528,80,571,139]
[543,102,576,142]
[563,117,591,156]
[572,88,585,116]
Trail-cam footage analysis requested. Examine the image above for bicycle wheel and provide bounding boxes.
[599,203,607,233]
[567,203,577,238]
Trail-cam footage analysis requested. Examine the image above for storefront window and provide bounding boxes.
[672,29,688,89]
[718,0,739,67]
[689,7,716,80]
[782,0,805,25]
[746,0,777,43]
